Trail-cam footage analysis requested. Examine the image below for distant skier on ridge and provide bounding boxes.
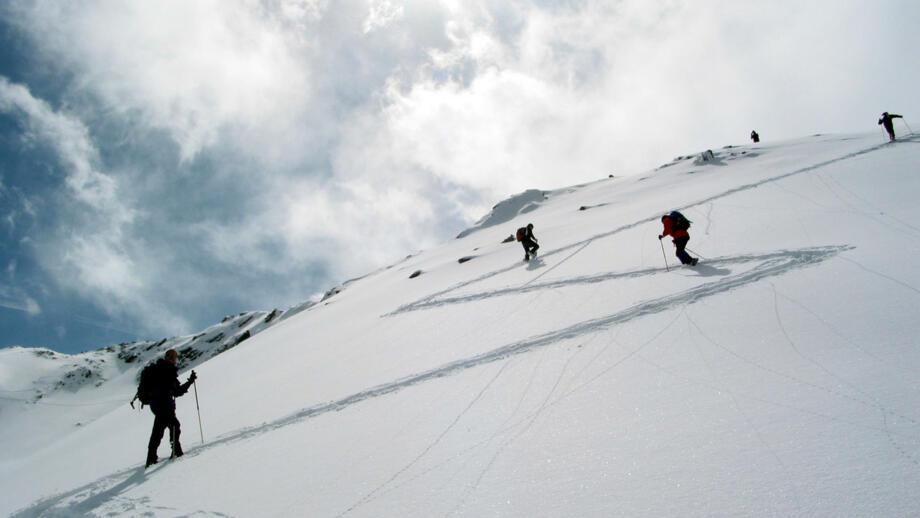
[516,223,540,262]
[878,112,903,141]
[750,130,760,143]
[659,211,698,267]
[141,349,197,468]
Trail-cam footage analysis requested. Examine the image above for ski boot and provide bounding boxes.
[170,441,184,459]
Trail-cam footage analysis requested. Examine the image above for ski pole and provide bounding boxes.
[903,119,914,136]
[659,238,670,272]
[193,380,204,444]
[685,247,706,259]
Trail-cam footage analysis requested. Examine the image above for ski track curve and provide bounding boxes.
[11,138,900,517]
[392,140,895,315]
[390,247,849,315]
[12,245,849,517]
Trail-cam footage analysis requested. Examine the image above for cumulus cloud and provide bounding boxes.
[0,78,132,224]
[15,2,320,164]
[363,0,405,33]
[0,76,185,334]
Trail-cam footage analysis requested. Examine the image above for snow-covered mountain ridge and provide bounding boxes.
[0,277,357,409]
[2,131,920,518]
[3,309,279,401]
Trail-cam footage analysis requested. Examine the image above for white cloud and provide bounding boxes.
[363,0,405,33]
[11,0,314,161]
[280,0,330,25]
[343,0,920,196]
[0,76,191,334]
[0,287,41,316]
[60,235,142,303]
[0,78,133,225]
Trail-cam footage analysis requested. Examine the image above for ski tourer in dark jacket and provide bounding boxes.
[145,349,196,467]
[659,213,697,266]
[750,130,760,143]
[518,223,539,261]
[878,112,903,141]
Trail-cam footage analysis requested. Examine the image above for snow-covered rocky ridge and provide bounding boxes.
[0,296,334,456]
[2,131,919,518]
[4,311,279,400]
[455,188,548,238]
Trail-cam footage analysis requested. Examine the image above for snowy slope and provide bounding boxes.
[2,132,919,518]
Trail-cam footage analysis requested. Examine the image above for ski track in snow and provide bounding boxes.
[768,283,920,468]
[334,360,513,518]
[444,343,584,518]
[391,138,902,315]
[388,249,837,315]
[345,348,557,514]
[9,463,233,518]
[639,333,806,514]
[13,138,918,518]
[220,248,849,451]
[12,246,850,518]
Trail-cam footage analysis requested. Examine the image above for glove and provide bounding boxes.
[188,370,197,383]
[658,235,663,240]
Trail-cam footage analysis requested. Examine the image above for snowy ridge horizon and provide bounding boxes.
[2,130,920,518]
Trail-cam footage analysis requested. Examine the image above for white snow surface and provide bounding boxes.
[2,132,919,517]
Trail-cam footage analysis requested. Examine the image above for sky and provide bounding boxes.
[0,0,918,353]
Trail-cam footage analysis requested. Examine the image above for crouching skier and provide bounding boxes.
[516,223,540,261]
[659,211,698,266]
[144,349,197,467]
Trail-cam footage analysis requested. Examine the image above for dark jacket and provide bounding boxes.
[523,227,536,244]
[148,358,192,412]
[878,113,902,132]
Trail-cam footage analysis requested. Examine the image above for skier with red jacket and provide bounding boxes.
[659,211,698,266]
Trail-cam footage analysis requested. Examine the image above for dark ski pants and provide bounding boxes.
[673,236,694,265]
[521,239,539,259]
[147,406,182,463]
[884,122,896,141]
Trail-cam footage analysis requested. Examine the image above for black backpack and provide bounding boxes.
[133,362,159,408]
[669,211,691,231]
